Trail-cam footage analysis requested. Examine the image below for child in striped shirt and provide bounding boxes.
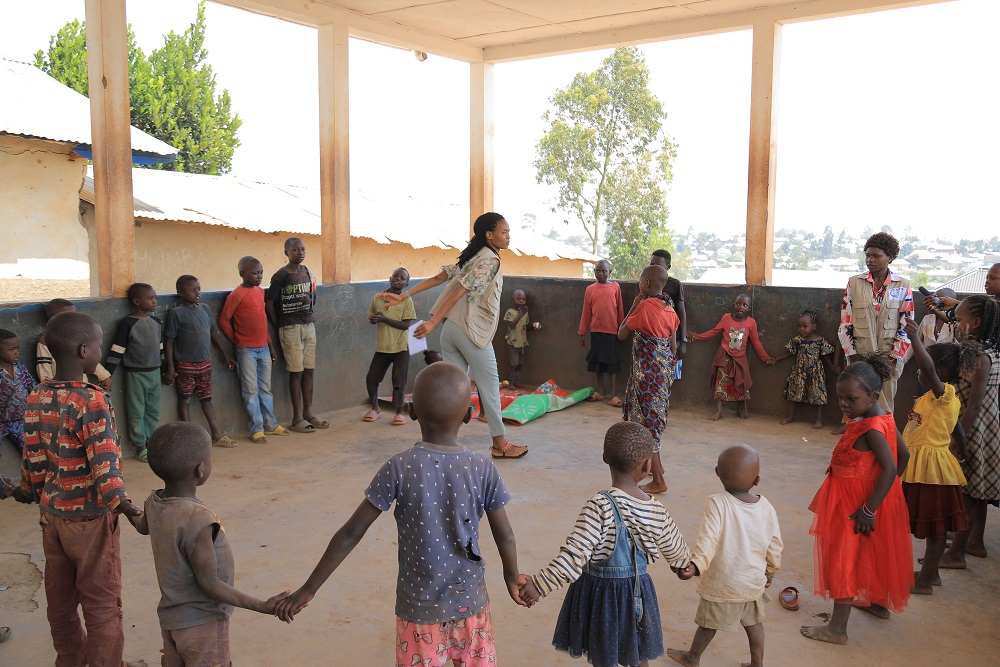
[518,422,691,667]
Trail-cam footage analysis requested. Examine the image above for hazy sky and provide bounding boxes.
[3,0,998,243]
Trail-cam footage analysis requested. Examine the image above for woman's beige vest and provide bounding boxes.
[430,247,503,349]
[849,272,910,375]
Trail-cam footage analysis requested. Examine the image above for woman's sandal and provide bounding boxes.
[391,413,406,426]
[779,586,799,611]
[363,409,380,422]
[251,431,268,444]
[492,441,528,459]
[134,447,148,463]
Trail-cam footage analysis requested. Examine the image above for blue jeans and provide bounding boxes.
[237,346,277,434]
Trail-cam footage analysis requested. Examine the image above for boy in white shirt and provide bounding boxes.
[668,444,782,667]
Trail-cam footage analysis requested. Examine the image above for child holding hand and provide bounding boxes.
[276,363,526,666]
[772,310,836,429]
[579,259,625,406]
[363,267,416,426]
[0,329,35,453]
[619,264,679,495]
[690,294,774,420]
[801,352,912,645]
[504,289,539,387]
[517,421,690,667]
[668,444,782,667]
[900,319,977,594]
[133,423,290,664]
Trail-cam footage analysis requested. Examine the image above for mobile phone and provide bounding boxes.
[918,286,940,305]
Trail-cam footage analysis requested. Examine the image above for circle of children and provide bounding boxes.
[0,227,997,667]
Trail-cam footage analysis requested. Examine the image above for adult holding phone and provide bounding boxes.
[379,213,528,459]
[838,232,914,412]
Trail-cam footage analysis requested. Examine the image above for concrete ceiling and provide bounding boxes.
[212,0,953,60]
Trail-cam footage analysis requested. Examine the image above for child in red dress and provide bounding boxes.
[690,294,774,420]
[801,351,912,645]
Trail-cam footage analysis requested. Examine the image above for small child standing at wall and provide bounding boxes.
[104,283,164,462]
[0,329,35,453]
[164,275,238,448]
[690,294,774,421]
[363,267,416,426]
[771,310,837,429]
[219,256,287,444]
[37,298,113,388]
[579,259,625,407]
[504,289,539,388]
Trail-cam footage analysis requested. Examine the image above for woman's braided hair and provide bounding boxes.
[961,295,1000,352]
[839,350,896,393]
[928,339,985,383]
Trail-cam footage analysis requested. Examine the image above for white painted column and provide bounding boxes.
[745,20,782,286]
[470,62,495,236]
[318,20,351,284]
[85,0,135,296]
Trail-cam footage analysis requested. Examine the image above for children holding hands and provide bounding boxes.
[164,275,239,448]
[690,294,775,420]
[619,264,680,494]
[276,362,526,666]
[516,422,691,667]
[772,310,837,429]
[363,267,416,425]
[579,259,626,407]
[669,444,782,667]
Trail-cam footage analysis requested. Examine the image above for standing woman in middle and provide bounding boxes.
[381,212,528,459]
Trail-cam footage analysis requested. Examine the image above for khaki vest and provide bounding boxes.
[849,273,910,376]
[430,247,503,349]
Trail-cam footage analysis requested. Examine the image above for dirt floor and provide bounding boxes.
[1,400,998,665]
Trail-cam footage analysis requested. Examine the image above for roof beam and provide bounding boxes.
[210,0,484,62]
[484,0,957,62]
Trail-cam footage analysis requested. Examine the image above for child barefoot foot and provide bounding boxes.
[708,407,723,421]
[853,602,890,619]
[831,423,847,435]
[666,648,699,666]
[938,553,967,569]
[800,624,848,645]
[965,544,988,558]
[812,420,824,429]
[737,403,749,419]
[779,416,794,425]
[640,480,668,494]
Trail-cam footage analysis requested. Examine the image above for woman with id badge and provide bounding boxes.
[838,232,914,412]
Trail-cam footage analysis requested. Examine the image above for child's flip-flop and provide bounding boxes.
[251,432,268,444]
[363,409,380,422]
[779,586,799,611]
[134,447,148,463]
[0,627,10,644]
[607,397,624,408]
[265,425,290,436]
[391,413,406,426]
[289,420,316,434]
[213,435,239,448]
[308,417,331,429]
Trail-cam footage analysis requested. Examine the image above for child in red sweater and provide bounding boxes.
[579,260,625,407]
[691,294,774,421]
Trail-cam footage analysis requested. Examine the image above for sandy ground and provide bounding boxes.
[1,401,998,665]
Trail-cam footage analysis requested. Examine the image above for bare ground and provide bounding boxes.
[1,401,998,665]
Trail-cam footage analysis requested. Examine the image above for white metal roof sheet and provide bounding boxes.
[0,56,177,157]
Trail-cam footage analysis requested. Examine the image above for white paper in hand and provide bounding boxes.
[408,320,428,356]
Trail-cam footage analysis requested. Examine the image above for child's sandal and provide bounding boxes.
[134,447,148,463]
[251,431,268,444]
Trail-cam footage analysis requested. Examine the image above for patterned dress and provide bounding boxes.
[954,348,1000,504]
[0,361,36,451]
[782,336,834,405]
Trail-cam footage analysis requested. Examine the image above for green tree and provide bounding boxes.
[534,47,676,268]
[34,1,241,174]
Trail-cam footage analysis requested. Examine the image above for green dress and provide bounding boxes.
[783,336,834,405]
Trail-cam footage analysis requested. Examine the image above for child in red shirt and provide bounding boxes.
[619,265,680,494]
[218,256,287,444]
[579,260,625,407]
[691,294,774,421]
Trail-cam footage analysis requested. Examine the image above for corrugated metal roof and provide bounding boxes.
[938,268,988,294]
[0,56,177,158]
[81,166,600,263]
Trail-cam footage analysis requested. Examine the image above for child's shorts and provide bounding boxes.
[396,603,496,667]
[695,593,768,631]
[508,345,526,368]
[279,322,316,373]
[175,360,213,402]
[161,617,231,667]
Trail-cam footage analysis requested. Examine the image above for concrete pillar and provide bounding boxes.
[470,62,495,236]
[85,0,135,296]
[745,20,782,286]
[318,20,351,284]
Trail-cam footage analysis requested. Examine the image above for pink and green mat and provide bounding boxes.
[380,379,594,425]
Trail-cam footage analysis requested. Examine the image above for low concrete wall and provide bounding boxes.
[0,276,939,480]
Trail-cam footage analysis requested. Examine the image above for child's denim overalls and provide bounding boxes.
[582,491,648,624]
